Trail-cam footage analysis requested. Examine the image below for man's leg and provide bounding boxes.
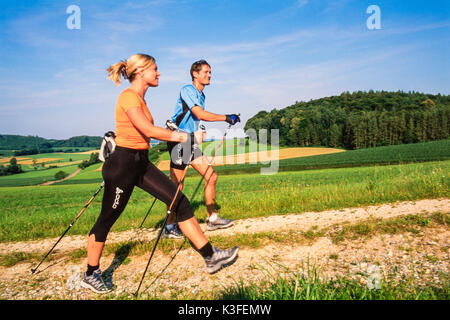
[191,155,234,231]
[191,155,218,217]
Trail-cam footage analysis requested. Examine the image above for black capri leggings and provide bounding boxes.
[89,146,193,242]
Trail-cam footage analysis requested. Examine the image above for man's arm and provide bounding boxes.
[190,106,226,122]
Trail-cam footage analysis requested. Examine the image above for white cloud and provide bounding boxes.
[297,0,309,8]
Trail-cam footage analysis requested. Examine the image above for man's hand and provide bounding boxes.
[225,114,241,125]
[193,129,205,144]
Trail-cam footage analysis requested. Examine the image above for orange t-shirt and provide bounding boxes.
[115,88,154,149]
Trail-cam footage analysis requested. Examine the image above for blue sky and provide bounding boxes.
[0,0,449,139]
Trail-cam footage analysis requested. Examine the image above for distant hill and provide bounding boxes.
[244,90,450,149]
[0,134,163,156]
[0,135,102,153]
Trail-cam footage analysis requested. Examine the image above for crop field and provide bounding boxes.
[210,139,450,176]
[0,151,97,187]
[0,164,81,187]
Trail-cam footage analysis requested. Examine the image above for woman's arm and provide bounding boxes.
[126,107,188,143]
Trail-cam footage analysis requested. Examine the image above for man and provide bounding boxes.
[164,60,240,238]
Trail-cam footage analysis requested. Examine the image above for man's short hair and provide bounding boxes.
[190,60,210,80]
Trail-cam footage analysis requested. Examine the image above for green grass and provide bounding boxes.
[0,160,448,242]
[219,266,449,300]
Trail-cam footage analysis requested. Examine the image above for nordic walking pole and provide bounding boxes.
[138,197,157,229]
[134,128,205,296]
[31,181,105,274]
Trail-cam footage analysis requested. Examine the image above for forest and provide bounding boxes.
[244,91,450,149]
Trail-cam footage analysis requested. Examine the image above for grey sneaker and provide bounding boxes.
[205,246,239,274]
[206,214,234,231]
[163,223,184,239]
[81,269,113,294]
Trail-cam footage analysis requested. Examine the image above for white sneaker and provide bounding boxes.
[204,246,239,274]
[206,214,234,231]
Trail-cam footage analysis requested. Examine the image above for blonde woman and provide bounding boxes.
[81,54,239,294]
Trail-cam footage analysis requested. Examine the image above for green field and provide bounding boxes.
[210,139,450,176]
[0,164,81,187]
[0,151,97,187]
[59,139,450,183]
[0,140,449,242]
[0,159,448,242]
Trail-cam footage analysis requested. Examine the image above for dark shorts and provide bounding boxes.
[167,141,203,170]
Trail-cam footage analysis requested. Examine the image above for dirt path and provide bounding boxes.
[39,168,82,186]
[0,198,448,299]
[1,199,447,256]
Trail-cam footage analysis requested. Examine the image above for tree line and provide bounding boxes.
[244,90,450,149]
[0,158,23,176]
[0,135,102,156]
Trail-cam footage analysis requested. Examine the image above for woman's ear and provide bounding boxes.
[135,67,144,78]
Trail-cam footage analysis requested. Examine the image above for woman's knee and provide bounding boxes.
[174,193,194,222]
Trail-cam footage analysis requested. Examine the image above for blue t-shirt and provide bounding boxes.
[171,84,205,133]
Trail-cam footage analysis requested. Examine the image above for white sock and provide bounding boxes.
[208,213,218,222]
[166,223,176,230]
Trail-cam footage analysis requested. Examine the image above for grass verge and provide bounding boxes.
[2,212,447,268]
[218,265,449,300]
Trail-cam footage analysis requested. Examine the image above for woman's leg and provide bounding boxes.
[87,150,137,268]
[138,160,239,274]
[138,162,208,249]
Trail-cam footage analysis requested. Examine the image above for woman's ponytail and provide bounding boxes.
[106,60,128,86]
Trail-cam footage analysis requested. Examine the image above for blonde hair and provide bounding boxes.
[106,53,156,86]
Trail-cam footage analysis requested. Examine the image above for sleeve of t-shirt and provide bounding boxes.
[180,86,202,110]
[118,90,142,112]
